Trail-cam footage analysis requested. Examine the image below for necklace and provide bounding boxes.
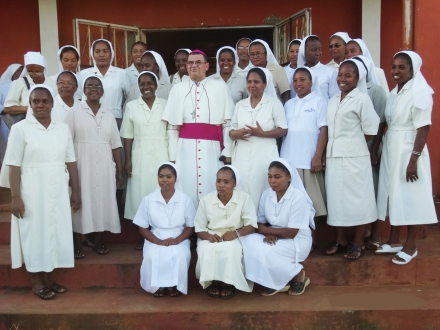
[274,200,285,221]
[91,113,104,133]
[162,203,175,226]
[142,107,154,127]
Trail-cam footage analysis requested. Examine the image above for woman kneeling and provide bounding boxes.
[241,158,314,296]
[195,166,257,299]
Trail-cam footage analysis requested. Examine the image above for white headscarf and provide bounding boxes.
[294,66,323,98]
[341,58,368,94]
[351,55,380,86]
[287,39,302,52]
[174,48,191,58]
[298,35,319,68]
[56,70,79,92]
[56,45,80,72]
[255,67,277,98]
[330,32,351,44]
[0,64,22,85]
[21,52,47,77]
[156,162,182,191]
[90,39,115,66]
[395,51,434,111]
[216,46,238,73]
[351,39,376,67]
[236,37,252,50]
[137,70,159,96]
[27,84,55,117]
[219,165,242,191]
[82,75,105,103]
[249,39,279,65]
[143,50,170,87]
[272,158,316,229]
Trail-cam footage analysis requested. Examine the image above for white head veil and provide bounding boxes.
[272,158,316,229]
[137,70,159,96]
[236,37,252,51]
[219,165,242,191]
[216,46,238,73]
[351,39,376,67]
[341,58,368,94]
[21,52,47,77]
[249,39,279,65]
[90,39,115,67]
[351,55,380,86]
[293,66,323,98]
[143,50,170,87]
[81,75,105,103]
[0,64,22,85]
[56,70,79,92]
[56,45,80,72]
[287,39,302,52]
[330,32,351,44]
[156,162,182,191]
[298,35,319,68]
[174,48,191,58]
[255,67,277,98]
[395,51,434,111]
[28,84,55,117]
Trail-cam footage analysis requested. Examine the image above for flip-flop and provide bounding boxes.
[375,244,403,254]
[392,250,418,265]
[261,284,290,297]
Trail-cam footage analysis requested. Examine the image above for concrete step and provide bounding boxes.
[0,285,439,329]
[1,226,439,289]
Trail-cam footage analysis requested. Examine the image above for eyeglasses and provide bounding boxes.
[85,85,103,90]
[329,43,341,49]
[249,52,266,58]
[237,46,250,50]
[187,61,207,67]
[57,81,76,87]
[28,72,44,77]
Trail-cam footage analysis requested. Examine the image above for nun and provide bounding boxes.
[235,37,254,78]
[241,158,314,296]
[249,39,290,103]
[170,48,191,86]
[208,46,247,104]
[51,71,81,122]
[133,162,195,297]
[326,32,351,70]
[125,41,148,87]
[325,58,380,260]
[376,51,437,264]
[284,39,301,98]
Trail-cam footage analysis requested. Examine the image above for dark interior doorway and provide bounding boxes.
[144,27,273,77]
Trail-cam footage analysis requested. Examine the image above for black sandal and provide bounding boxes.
[220,284,235,300]
[167,286,181,297]
[93,244,109,255]
[74,249,85,259]
[153,288,165,298]
[49,282,67,293]
[288,276,310,296]
[344,245,364,261]
[324,241,347,256]
[207,284,220,298]
[34,287,55,300]
[261,284,290,296]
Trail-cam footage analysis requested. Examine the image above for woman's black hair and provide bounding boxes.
[138,71,158,88]
[60,46,79,61]
[293,68,312,81]
[393,52,413,70]
[305,36,321,49]
[290,40,302,47]
[158,164,177,179]
[346,40,362,52]
[92,40,111,52]
[29,87,54,103]
[56,71,78,86]
[217,167,236,184]
[268,161,291,176]
[339,60,359,78]
[247,67,267,84]
[218,48,235,61]
[83,76,103,93]
[130,41,147,53]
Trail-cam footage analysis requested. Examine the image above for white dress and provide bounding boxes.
[127,77,171,102]
[377,80,437,225]
[64,100,122,234]
[133,189,196,294]
[283,65,296,98]
[241,186,312,290]
[120,97,175,220]
[231,93,288,209]
[326,88,380,226]
[207,72,247,104]
[0,115,75,272]
[309,62,339,101]
[195,190,257,292]
[51,94,81,122]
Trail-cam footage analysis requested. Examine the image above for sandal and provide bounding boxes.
[261,284,290,297]
[375,244,403,254]
[324,241,347,256]
[74,249,85,259]
[93,244,109,255]
[49,282,67,293]
[288,277,310,296]
[344,246,364,261]
[135,239,144,251]
[81,237,95,248]
[167,286,181,297]
[392,250,418,265]
[207,284,220,298]
[365,241,381,251]
[34,287,55,300]
[153,288,165,298]
[220,284,235,300]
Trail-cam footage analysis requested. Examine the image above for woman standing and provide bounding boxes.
[121,71,176,221]
[0,84,81,300]
[195,166,257,299]
[325,59,379,260]
[376,51,437,264]
[326,32,351,71]
[170,48,191,86]
[52,71,81,122]
[284,39,301,98]
[235,38,254,78]
[134,162,195,297]
[208,46,247,104]
[50,45,82,100]
[64,76,123,256]
[230,67,287,209]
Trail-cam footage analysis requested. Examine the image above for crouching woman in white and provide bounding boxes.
[195,166,257,299]
[133,162,195,297]
[241,158,314,296]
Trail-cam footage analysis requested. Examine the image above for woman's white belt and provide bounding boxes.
[387,126,416,131]
[21,162,65,168]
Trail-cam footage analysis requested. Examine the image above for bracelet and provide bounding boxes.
[235,229,241,238]
[412,151,421,156]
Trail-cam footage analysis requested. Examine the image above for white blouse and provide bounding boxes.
[208,72,247,104]
[309,62,339,101]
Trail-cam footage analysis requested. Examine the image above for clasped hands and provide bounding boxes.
[208,231,238,243]
[235,121,265,140]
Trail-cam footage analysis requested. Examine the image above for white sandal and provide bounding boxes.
[392,250,418,265]
[375,244,403,254]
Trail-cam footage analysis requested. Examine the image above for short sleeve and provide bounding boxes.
[257,190,268,224]
[133,197,151,228]
[65,126,76,163]
[184,195,196,227]
[287,191,310,230]
[194,198,209,233]
[316,97,328,128]
[109,115,123,149]
[3,79,26,107]
[3,124,25,166]
[359,96,380,135]
[272,99,288,129]
[120,105,134,138]
[240,193,258,228]
[412,98,432,129]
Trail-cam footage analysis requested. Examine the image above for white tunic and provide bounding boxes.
[125,63,141,88]
[207,72,247,104]
[51,94,81,122]
[133,189,196,294]
[326,88,380,226]
[4,75,58,108]
[283,65,297,98]
[231,93,288,209]
[120,97,174,220]
[79,66,131,119]
[309,62,339,101]
[241,186,312,290]
[377,80,437,225]
[127,77,171,102]
[375,67,390,96]
[162,78,234,207]
[64,100,122,234]
[49,73,83,100]
[235,62,254,78]
[170,72,190,86]
[280,92,328,169]
[195,190,257,292]
[0,115,75,272]
[326,59,340,71]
